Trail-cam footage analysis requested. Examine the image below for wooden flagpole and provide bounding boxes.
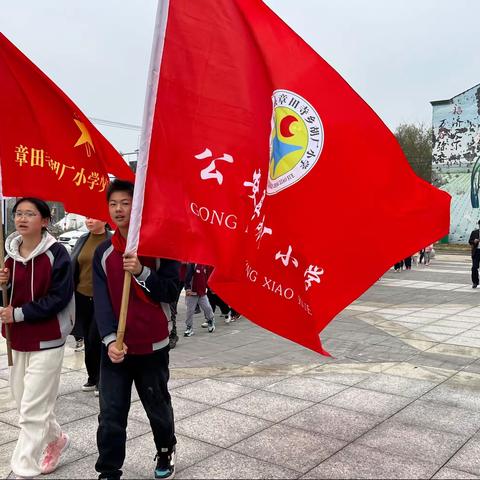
[0,199,13,366]
[115,271,131,351]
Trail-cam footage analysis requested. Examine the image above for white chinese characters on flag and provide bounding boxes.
[127,0,450,355]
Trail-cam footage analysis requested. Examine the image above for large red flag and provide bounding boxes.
[127,0,450,354]
[0,33,134,220]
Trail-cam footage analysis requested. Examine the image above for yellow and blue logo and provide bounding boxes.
[268,90,323,195]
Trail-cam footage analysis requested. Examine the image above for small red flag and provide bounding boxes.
[0,33,134,220]
[127,0,450,355]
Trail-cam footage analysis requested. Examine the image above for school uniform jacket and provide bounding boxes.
[1,231,75,351]
[93,239,180,355]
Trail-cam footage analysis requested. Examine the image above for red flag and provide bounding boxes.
[127,0,450,355]
[0,33,134,220]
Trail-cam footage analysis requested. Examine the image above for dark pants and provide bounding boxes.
[76,291,101,385]
[169,281,184,338]
[207,290,230,315]
[472,251,480,286]
[96,346,176,479]
[404,257,412,269]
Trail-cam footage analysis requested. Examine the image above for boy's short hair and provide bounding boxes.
[107,179,134,201]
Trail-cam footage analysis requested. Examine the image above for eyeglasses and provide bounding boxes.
[13,211,39,219]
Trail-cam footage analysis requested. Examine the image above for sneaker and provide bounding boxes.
[82,381,96,392]
[231,313,241,321]
[224,313,232,324]
[473,284,478,289]
[201,321,209,328]
[207,321,215,333]
[154,447,176,479]
[74,339,84,352]
[183,327,194,337]
[94,386,99,397]
[40,432,70,474]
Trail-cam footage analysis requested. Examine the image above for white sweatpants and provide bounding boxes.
[10,346,65,478]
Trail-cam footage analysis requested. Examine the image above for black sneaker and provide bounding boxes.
[473,284,478,289]
[154,447,176,479]
[82,382,96,392]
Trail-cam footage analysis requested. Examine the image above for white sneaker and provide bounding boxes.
[224,313,232,324]
[201,322,209,328]
[74,339,84,352]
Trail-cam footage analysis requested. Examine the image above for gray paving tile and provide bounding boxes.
[305,371,373,386]
[422,383,480,411]
[42,452,142,479]
[283,403,383,442]
[176,449,298,479]
[57,370,88,396]
[301,443,438,479]
[446,436,480,476]
[221,390,313,422]
[357,419,466,464]
[62,414,151,455]
[355,373,438,397]
[0,423,18,445]
[322,386,411,418]
[0,388,16,414]
[168,378,202,390]
[231,423,345,473]
[392,399,480,436]
[265,376,347,402]
[172,379,252,406]
[175,407,271,448]
[215,375,287,389]
[0,441,14,479]
[433,467,480,479]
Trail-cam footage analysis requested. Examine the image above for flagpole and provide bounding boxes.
[0,197,13,366]
[115,0,170,347]
[115,271,131,350]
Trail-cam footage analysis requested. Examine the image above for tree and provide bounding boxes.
[394,123,432,183]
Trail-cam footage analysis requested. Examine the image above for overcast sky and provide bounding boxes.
[1,1,479,153]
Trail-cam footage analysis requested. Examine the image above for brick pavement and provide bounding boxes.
[1,253,480,478]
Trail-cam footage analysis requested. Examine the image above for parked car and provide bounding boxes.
[58,230,86,254]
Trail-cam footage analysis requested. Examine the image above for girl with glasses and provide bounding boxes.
[0,197,74,478]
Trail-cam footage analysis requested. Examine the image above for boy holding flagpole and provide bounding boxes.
[93,179,179,480]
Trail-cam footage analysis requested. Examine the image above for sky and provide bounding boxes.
[1,0,479,154]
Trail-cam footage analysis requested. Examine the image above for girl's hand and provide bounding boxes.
[0,268,10,285]
[0,306,14,324]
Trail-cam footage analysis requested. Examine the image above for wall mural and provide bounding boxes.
[432,84,480,243]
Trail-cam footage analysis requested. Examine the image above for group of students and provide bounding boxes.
[393,244,434,272]
[0,179,178,479]
[180,263,240,338]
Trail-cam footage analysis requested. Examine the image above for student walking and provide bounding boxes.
[183,263,215,337]
[93,180,179,480]
[71,218,111,395]
[0,197,75,478]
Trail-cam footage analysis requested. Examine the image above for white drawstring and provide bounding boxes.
[31,257,35,302]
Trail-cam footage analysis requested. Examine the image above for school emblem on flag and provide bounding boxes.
[268,89,323,194]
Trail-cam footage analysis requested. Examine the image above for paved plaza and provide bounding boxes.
[2,253,480,478]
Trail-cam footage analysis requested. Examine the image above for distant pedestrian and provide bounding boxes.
[469,220,480,288]
[184,263,215,336]
[394,260,403,272]
[71,218,111,396]
[404,256,412,270]
[419,248,426,264]
[424,244,433,266]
